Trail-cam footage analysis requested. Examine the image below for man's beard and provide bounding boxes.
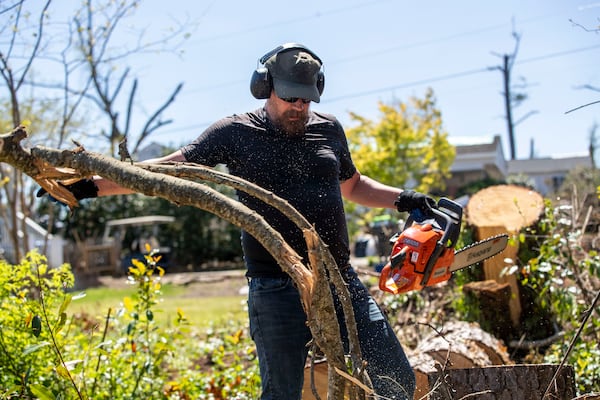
[271,109,308,137]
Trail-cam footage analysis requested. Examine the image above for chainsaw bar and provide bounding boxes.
[449,234,509,272]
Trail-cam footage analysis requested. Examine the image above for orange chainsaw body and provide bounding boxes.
[378,198,463,294]
[379,223,455,294]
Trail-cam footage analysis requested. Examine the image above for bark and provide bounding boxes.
[409,321,513,400]
[463,280,514,341]
[426,364,576,400]
[0,125,370,399]
[465,184,545,326]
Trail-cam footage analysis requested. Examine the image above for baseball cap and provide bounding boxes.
[265,48,322,103]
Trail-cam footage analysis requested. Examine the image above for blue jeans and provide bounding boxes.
[248,268,415,399]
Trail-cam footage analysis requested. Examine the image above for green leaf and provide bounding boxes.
[58,294,72,315]
[29,384,56,400]
[31,315,42,337]
[22,341,51,356]
[54,312,67,334]
[55,365,70,380]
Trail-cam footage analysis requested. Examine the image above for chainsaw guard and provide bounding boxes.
[379,262,420,294]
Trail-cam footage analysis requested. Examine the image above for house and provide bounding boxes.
[445,135,507,197]
[507,155,592,196]
[0,211,64,268]
[446,135,593,196]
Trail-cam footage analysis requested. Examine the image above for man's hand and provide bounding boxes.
[395,190,436,213]
[36,179,99,202]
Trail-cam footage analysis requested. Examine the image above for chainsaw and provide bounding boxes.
[378,197,508,294]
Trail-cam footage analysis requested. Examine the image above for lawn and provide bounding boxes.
[70,282,249,330]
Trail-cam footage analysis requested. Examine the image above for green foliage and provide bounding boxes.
[0,250,75,398]
[0,250,259,399]
[444,193,600,394]
[521,193,600,394]
[499,199,599,393]
[344,88,455,235]
[346,88,455,194]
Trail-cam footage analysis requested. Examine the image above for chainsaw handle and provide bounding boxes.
[408,199,462,287]
[406,198,462,248]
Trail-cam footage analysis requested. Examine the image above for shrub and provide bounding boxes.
[0,248,259,399]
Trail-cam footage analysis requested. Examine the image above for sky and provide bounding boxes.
[52,0,600,160]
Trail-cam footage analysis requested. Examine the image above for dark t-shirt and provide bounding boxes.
[181,108,357,277]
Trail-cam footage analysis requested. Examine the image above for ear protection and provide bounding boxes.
[250,43,325,99]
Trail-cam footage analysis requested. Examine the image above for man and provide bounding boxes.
[51,43,435,399]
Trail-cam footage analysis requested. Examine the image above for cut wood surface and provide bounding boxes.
[466,184,544,232]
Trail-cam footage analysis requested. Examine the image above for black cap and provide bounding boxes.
[265,48,322,103]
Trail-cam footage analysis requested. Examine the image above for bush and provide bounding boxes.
[0,249,259,399]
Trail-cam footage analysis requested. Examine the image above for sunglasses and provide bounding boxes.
[280,97,311,104]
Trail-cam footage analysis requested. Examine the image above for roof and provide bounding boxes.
[507,155,592,174]
[105,215,176,227]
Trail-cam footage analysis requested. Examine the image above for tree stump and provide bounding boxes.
[466,184,545,326]
[409,321,512,399]
[426,364,576,400]
[463,280,513,340]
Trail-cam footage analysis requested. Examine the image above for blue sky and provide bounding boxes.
[54,1,600,160]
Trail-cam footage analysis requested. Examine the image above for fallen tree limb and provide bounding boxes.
[1,125,369,398]
[145,162,366,389]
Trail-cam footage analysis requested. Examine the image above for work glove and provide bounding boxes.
[395,190,436,213]
[36,178,99,202]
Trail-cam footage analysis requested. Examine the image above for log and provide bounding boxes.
[466,184,545,231]
[409,321,512,399]
[304,321,515,399]
[466,185,545,326]
[426,364,576,400]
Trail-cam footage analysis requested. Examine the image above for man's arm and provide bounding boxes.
[340,171,401,209]
[341,170,436,213]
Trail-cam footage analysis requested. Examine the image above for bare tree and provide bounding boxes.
[70,0,188,156]
[490,28,537,160]
[0,0,191,262]
[0,0,51,262]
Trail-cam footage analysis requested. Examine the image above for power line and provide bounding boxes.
[158,44,599,135]
[517,44,600,65]
[324,44,600,104]
[322,67,490,104]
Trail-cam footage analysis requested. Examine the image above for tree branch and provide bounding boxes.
[0,125,372,396]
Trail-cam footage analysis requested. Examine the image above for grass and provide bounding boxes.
[70,282,248,330]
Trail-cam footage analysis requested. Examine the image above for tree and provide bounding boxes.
[346,88,455,196]
[0,0,190,262]
[69,0,189,156]
[0,0,52,262]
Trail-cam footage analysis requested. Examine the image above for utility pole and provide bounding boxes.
[491,29,537,160]
[502,54,516,160]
